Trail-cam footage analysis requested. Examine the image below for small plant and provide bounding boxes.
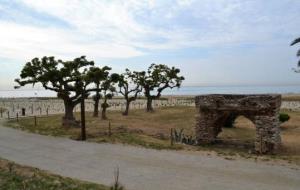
[279,113,290,123]
[171,128,184,142]
[171,128,196,145]
[110,167,125,190]
[7,162,14,173]
[181,135,195,145]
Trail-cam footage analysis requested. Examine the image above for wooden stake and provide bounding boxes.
[170,128,174,146]
[108,121,112,137]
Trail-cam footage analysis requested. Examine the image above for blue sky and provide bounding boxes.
[0,0,300,90]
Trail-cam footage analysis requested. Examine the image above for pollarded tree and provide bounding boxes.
[85,66,111,117]
[291,37,300,69]
[100,73,119,120]
[118,69,142,116]
[138,63,185,112]
[15,56,94,126]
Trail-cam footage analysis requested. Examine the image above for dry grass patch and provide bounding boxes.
[282,94,300,101]
[278,111,300,162]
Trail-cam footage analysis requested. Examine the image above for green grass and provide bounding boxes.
[6,116,69,137]
[0,158,108,190]
[90,133,182,150]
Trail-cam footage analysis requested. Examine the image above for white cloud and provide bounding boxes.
[0,0,299,62]
[0,21,143,61]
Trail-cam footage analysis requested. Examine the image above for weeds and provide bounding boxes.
[0,158,109,190]
[110,167,124,190]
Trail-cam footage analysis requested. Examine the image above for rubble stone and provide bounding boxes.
[195,94,281,154]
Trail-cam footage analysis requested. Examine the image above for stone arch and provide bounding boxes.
[195,94,281,154]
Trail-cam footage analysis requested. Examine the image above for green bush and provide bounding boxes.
[279,113,290,123]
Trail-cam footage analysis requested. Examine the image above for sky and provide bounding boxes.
[0,0,300,90]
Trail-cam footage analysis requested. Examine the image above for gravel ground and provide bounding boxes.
[0,120,299,190]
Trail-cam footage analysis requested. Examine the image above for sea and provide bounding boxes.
[1,85,300,98]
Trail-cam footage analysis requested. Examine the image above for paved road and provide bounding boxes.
[0,121,299,190]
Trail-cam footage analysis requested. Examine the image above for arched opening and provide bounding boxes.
[217,115,256,150]
[195,94,281,153]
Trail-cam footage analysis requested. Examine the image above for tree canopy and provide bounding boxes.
[291,37,300,67]
[15,56,94,126]
[118,69,142,115]
[85,66,111,117]
[100,73,119,119]
[137,63,185,111]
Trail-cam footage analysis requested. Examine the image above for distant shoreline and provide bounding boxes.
[2,85,300,98]
[1,94,300,101]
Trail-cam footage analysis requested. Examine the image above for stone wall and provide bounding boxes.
[195,94,282,154]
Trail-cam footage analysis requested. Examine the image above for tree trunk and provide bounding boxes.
[62,100,77,127]
[101,99,108,120]
[93,95,100,117]
[123,100,130,116]
[101,106,107,120]
[146,98,154,112]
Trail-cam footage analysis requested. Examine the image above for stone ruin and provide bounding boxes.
[195,94,282,154]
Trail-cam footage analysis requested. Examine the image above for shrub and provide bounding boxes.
[279,113,290,123]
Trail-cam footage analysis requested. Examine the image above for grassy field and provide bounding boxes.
[0,158,108,190]
[5,106,300,164]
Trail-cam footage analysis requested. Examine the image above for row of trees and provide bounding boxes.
[15,56,184,127]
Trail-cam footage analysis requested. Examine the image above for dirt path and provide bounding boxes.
[0,121,299,190]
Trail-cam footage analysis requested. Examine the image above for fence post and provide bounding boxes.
[34,116,37,126]
[170,128,174,146]
[0,108,2,118]
[7,111,9,119]
[108,121,112,137]
[46,108,49,116]
[16,113,19,122]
